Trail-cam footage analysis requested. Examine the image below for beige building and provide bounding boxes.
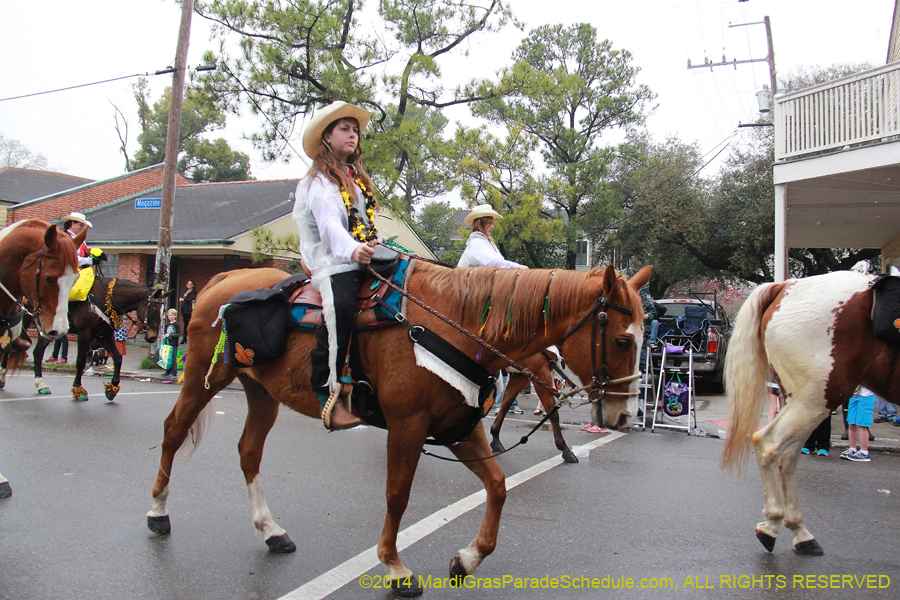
[773,0,900,279]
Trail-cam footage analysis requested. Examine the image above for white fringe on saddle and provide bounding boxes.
[413,344,482,408]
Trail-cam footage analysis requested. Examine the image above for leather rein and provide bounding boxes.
[366,261,642,407]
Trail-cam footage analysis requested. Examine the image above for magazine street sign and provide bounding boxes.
[136,198,162,209]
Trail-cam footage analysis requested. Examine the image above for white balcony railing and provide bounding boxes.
[774,61,900,161]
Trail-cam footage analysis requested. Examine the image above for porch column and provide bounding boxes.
[774,183,787,282]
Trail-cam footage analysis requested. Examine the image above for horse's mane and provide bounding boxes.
[418,263,636,347]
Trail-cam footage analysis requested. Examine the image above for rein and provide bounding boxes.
[365,263,641,405]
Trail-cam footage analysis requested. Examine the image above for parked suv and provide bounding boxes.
[651,297,731,393]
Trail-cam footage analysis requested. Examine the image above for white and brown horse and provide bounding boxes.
[147,262,651,595]
[721,270,900,555]
[0,219,84,380]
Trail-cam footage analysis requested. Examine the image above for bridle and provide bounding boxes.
[559,289,642,401]
[94,272,164,335]
[0,248,61,338]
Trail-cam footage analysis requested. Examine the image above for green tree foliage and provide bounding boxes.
[447,123,564,267]
[410,200,459,261]
[195,0,514,212]
[470,23,655,269]
[128,78,253,183]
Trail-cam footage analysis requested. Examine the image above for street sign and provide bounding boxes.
[135,198,162,209]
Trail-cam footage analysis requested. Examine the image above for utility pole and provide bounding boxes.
[687,15,778,110]
[154,0,194,341]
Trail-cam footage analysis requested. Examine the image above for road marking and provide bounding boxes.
[0,390,182,403]
[279,432,625,600]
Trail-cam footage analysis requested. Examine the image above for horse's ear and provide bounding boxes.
[601,264,618,292]
[629,265,653,290]
[71,226,88,249]
[44,225,60,250]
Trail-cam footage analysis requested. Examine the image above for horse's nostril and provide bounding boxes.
[47,330,58,338]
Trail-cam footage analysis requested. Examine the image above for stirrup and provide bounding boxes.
[321,387,360,430]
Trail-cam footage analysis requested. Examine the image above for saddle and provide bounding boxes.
[289,248,410,331]
[870,275,900,345]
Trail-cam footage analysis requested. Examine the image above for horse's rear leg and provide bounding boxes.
[147,362,233,535]
[448,423,506,579]
[751,398,825,553]
[489,375,526,454]
[32,337,51,394]
[237,376,295,553]
[377,418,428,597]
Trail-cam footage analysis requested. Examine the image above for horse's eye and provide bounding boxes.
[615,338,630,349]
[44,276,54,284]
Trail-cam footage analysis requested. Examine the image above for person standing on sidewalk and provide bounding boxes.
[161,309,180,381]
[841,385,875,462]
[179,280,196,344]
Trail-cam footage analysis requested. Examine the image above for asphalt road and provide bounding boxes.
[1,372,899,600]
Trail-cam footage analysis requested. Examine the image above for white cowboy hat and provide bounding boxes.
[464,204,503,226]
[302,101,372,159]
[63,211,92,228]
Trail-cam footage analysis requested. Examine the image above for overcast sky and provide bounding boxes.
[0,0,895,186]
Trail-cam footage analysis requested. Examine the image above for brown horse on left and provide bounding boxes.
[0,219,84,376]
[146,262,651,596]
[0,218,84,500]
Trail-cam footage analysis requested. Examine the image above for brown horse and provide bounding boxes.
[29,275,163,401]
[721,271,900,555]
[0,219,84,382]
[146,262,651,594]
[489,351,581,463]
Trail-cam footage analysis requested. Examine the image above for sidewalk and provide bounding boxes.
[32,345,900,453]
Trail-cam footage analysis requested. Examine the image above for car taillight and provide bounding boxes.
[707,329,718,354]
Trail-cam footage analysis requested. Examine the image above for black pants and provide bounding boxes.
[311,270,363,397]
[803,415,831,451]
[181,311,191,343]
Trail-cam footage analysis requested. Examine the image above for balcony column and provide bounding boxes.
[774,183,787,282]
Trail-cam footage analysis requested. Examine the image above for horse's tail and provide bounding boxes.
[177,401,214,459]
[720,282,786,473]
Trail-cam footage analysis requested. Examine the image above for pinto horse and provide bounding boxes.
[489,350,581,463]
[0,219,84,382]
[147,262,651,592]
[28,275,163,401]
[721,270,900,555]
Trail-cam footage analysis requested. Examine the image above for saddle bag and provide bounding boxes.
[870,275,900,345]
[223,273,309,368]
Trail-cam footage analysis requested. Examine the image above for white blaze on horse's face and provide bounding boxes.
[49,268,79,339]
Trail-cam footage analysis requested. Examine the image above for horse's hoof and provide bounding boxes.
[265,534,297,553]
[38,387,52,395]
[392,575,423,598]
[147,515,171,535]
[489,439,505,454]
[449,554,468,578]
[756,531,776,552]
[794,539,824,556]
[562,450,579,464]
[0,481,11,498]
[104,382,120,401]
[72,386,89,402]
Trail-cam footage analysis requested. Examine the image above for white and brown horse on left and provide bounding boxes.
[0,218,84,499]
[721,270,899,555]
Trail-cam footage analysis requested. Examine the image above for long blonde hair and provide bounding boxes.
[308,118,378,209]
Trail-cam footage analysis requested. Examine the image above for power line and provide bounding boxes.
[0,64,216,103]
